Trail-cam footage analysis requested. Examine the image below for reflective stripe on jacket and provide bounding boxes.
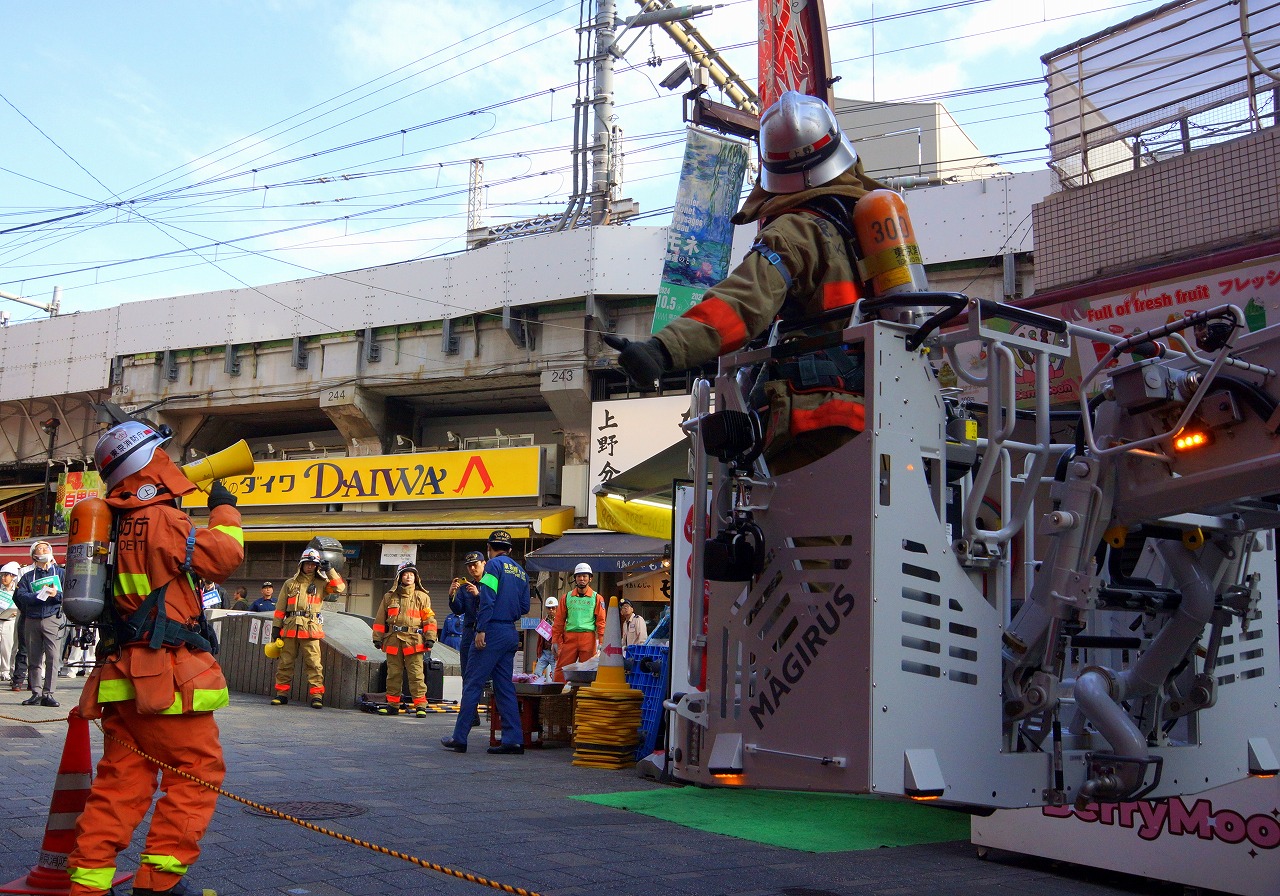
[373,586,437,654]
[274,571,339,639]
[80,500,243,718]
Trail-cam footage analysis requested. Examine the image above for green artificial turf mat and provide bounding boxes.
[573,787,969,852]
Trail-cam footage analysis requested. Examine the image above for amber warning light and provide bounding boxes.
[1173,429,1211,452]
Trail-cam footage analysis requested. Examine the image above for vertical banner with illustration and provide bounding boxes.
[650,128,751,334]
[758,0,834,108]
[52,471,102,535]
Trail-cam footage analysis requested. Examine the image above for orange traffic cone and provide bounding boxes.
[590,596,637,693]
[0,712,132,895]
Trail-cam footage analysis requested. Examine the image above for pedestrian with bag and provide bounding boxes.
[14,541,65,707]
[532,595,558,679]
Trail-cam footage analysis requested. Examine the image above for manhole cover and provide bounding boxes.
[0,727,43,738]
[243,801,367,820]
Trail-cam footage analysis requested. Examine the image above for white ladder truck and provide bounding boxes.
[668,291,1280,811]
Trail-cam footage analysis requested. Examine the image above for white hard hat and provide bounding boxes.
[0,562,19,576]
[544,596,559,609]
[298,548,323,567]
[573,562,593,577]
[759,91,858,193]
[94,420,171,490]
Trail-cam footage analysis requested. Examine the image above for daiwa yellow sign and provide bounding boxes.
[183,447,543,507]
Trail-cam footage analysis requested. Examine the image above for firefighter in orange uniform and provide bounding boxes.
[551,562,606,683]
[372,562,437,717]
[270,547,345,708]
[68,420,243,896]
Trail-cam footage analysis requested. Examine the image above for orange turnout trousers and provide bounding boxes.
[553,630,597,683]
[67,701,225,895]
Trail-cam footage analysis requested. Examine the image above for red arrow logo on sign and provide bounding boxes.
[603,644,623,658]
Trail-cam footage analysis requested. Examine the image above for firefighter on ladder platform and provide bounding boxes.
[270,547,346,708]
[606,91,884,473]
[68,420,244,896]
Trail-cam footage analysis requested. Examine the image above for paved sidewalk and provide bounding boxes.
[0,680,1190,896]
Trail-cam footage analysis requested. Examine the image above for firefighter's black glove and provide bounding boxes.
[272,626,282,641]
[208,480,237,510]
[425,639,435,651]
[318,558,331,574]
[602,334,671,393]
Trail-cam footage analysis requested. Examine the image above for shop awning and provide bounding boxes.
[525,530,668,574]
[593,440,692,539]
[597,441,691,503]
[232,505,575,543]
[0,483,43,511]
[0,535,66,566]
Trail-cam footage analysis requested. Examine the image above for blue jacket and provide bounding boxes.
[476,554,529,632]
[449,582,481,630]
[14,564,64,619]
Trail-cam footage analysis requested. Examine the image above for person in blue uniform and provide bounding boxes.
[447,552,485,679]
[447,550,485,729]
[441,530,530,755]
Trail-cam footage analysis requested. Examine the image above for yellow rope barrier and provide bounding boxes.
[0,711,66,724]
[94,722,544,896]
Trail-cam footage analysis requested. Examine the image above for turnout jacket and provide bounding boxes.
[373,584,437,655]
[274,567,345,639]
[81,454,244,718]
[652,166,882,448]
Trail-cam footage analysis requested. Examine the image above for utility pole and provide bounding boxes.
[39,418,60,535]
[0,285,61,318]
[589,0,619,225]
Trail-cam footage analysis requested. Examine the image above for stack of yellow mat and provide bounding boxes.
[571,686,643,768]
[571,595,643,768]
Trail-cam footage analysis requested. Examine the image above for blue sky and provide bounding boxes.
[0,0,1171,319]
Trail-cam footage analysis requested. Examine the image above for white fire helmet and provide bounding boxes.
[298,548,323,568]
[573,562,593,577]
[759,91,858,194]
[95,420,171,491]
[544,596,559,609]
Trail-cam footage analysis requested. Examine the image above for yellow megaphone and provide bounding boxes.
[264,638,284,659]
[180,439,255,491]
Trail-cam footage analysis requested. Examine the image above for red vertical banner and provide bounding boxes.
[758,0,835,111]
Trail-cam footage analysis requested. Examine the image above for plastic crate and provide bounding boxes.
[625,643,669,760]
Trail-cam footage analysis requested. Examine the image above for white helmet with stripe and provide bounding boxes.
[759,91,858,194]
[94,420,171,490]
